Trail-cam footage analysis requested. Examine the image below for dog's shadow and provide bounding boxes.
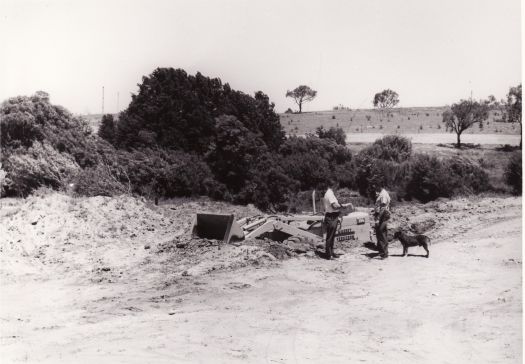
[362,252,381,259]
[407,253,429,258]
[390,253,429,258]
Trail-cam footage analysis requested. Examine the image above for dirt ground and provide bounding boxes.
[0,192,522,363]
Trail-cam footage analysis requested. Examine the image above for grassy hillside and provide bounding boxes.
[84,107,519,136]
[280,107,519,135]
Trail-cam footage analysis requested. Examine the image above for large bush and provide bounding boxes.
[354,135,412,198]
[354,153,410,199]
[114,68,285,152]
[206,115,268,192]
[405,154,490,202]
[73,164,130,197]
[360,135,412,163]
[236,154,299,211]
[0,92,103,196]
[1,91,98,168]
[3,142,80,196]
[405,154,455,202]
[279,136,353,190]
[505,152,522,195]
[355,135,491,202]
[315,126,346,146]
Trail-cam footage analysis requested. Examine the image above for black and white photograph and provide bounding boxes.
[1,0,522,362]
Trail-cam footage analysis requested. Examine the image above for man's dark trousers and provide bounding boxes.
[375,209,390,257]
[324,212,340,259]
[376,220,388,257]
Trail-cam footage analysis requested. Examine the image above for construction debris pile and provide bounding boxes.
[2,191,518,282]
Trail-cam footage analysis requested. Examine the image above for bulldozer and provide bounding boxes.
[191,191,374,247]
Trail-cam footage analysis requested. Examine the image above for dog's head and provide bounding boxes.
[393,230,402,239]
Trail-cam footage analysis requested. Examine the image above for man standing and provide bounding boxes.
[374,186,391,259]
[323,184,353,260]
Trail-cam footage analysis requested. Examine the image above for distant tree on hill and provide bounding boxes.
[442,99,489,148]
[286,85,317,113]
[315,126,346,145]
[373,89,399,119]
[504,84,522,149]
[98,114,115,144]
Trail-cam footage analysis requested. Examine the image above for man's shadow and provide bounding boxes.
[362,242,381,259]
[363,242,379,251]
[314,249,332,260]
[315,250,344,260]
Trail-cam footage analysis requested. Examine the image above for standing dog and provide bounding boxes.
[393,230,431,258]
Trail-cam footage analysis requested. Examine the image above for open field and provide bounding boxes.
[0,192,521,363]
[84,107,521,140]
[281,107,520,136]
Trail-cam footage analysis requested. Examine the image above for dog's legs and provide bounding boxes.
[422,244,429,258]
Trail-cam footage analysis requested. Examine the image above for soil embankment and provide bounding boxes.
[0,193,521,363]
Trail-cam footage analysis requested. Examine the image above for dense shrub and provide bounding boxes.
[0,92,104,196]
[115,68,285,152]
[405,154,455,202]
[354,135,412,198]
[315,126,346,145]
[236,154,299,211]
[3,142,80,196]
[1,91,98,168]
[0,163,6,196]
[354,153,410,199]
[207,115,268,192]
[360,135,412,163]
[405,154,490,202]
[279,136,352,190]
[98,114,116,144]
[73,164,130,197]
[505,152,522,195]
[446,157,490,194]
[1,83,501,210]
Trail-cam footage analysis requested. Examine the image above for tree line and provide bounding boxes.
[0,68,521,207]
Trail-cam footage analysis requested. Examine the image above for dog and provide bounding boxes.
[393,230,431,258]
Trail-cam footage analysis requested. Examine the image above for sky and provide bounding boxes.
[1,0,522,114]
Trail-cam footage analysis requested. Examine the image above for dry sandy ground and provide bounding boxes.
[0,193,522,363]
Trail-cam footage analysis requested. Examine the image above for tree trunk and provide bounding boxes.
[456,132,461,148]
[299,102,302,113]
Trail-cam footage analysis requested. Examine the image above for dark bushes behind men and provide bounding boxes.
[0,70,352,210]
[354,135,491,202]
[0,70,516,208]
[505,152,522,195]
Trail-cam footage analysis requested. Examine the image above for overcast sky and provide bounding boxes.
[2,0,522,114]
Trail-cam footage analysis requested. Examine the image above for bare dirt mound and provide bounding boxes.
[0,193,521,363]
[0,192,281,285]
